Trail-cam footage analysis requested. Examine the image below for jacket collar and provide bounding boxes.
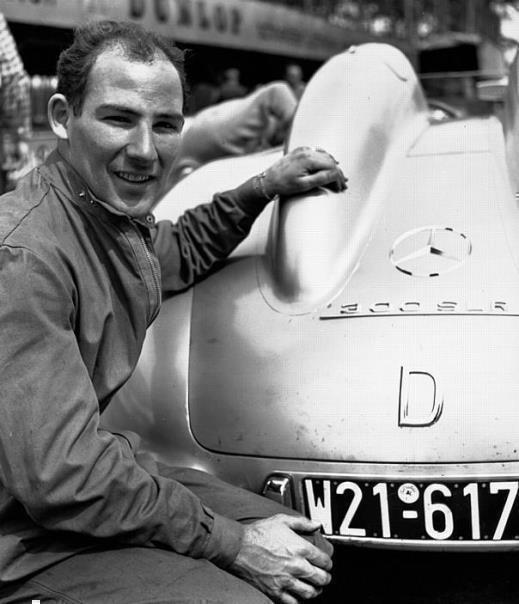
[38,150,156,229]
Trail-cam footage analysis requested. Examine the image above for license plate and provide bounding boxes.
[303,478,519,541]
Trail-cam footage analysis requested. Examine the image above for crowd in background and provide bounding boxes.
[187,61,306,114]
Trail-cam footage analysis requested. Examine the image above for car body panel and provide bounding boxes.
[101,43,519,548]
[188,118,519,463]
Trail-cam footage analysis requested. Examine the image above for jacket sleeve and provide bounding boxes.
[0,243,242,569]
[152,176,269,295]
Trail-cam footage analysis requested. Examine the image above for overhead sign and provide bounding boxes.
[0,0,357,60]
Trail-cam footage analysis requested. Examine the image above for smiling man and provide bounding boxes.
[0,20,346,604]
[50,40,186,218]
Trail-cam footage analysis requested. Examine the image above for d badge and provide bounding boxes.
[398,366,443,427]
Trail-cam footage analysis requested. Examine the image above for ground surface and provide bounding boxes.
[317,547,519,603]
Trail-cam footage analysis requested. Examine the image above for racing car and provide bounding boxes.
[101,42,519,549]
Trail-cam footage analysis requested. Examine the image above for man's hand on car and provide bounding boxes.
[261,146,347,199]
[230,513,333,603]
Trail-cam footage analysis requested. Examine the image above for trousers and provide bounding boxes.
[0,465,302,604]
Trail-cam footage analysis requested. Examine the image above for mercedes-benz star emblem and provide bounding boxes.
[390,226,472,277]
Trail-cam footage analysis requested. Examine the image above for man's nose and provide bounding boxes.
[126,124,157,162]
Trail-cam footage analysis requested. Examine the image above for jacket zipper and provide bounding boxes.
[129,219,162,324]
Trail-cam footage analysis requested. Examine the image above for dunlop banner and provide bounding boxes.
[0,0,358,60]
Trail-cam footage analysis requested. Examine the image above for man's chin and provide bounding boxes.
[109,193,155,218]
[122,203,154,219]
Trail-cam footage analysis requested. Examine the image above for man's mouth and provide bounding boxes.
[115,171,154,183]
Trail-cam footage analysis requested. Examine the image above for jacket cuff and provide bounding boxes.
[201,510,244,569]
[224,176,271,217]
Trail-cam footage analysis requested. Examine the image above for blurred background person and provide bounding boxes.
[185,52,220,115]
[188,79,220,115]
[217,66,248,101]
[0,12,32,193]
[284,62,306,100]
[170,80,298,184]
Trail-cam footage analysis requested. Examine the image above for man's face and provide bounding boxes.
[62,47,184,217]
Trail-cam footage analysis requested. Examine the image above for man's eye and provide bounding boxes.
[105,115,131,124]
[156,121,181,132]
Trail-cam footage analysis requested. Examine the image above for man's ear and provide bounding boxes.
[48,93,71,140]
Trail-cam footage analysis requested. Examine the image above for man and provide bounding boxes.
[0,12,32,193]
[217,66,247,102]
[0,20,346,604]
[285,63,306,100]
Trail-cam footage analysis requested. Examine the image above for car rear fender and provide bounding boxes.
[260,43,430,314]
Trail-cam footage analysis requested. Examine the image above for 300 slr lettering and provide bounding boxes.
[340,301,508,315]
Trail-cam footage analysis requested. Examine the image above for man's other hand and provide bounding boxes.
[229,513,334,603]
[261,146,347,200]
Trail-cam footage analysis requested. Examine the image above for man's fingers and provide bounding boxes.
[311,530,334,558]
[287,145,340,173]
[264,145,348,199]
[293,560,332,587]
[277,514,334,568]
[287,578,325,601]
[277,514,334,563]
[281,514,321,531]
[313,146,340,167]
[300,169,347,193]
[305,149,347,190]
[278,592,300,604]
[305,541,333,571]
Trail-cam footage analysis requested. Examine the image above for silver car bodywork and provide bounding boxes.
[102,43,519,550]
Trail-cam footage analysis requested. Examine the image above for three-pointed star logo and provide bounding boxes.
[390,226,472,277]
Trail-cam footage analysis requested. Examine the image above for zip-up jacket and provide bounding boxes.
[0,150,269,584]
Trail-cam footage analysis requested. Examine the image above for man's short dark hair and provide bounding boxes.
[56,20,187,115]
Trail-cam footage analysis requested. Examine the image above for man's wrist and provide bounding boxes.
[201,511,245,569]
[252,171,277,202]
